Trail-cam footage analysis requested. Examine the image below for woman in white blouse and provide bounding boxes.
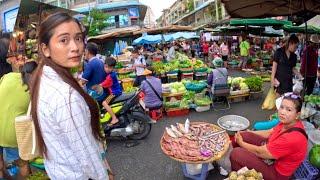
[29,12,113,179]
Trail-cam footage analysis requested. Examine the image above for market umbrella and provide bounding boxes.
[132,34,173,45]
[221,0,320,18]
[230,18,292,28]
[250,27,284,37]
[283,25,320,34]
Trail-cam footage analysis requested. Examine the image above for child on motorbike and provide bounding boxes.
[94,57,122,126]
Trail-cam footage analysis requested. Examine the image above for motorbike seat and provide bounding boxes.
[112,92,136,104]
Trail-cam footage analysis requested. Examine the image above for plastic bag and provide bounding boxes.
[262,87,276,110]
[300,102,317,119]
[313,79,320,95]
[293,79,303,93]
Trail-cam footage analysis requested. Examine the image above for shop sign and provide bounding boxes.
[3,7,19,32]
[128,7,139,19]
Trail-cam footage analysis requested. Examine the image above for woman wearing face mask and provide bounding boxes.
[271,34,303,96]
[230,92,307,180]
[30,12,113,179]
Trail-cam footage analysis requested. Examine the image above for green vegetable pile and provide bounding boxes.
[304,95,320,105]
[193,59,207,72]
[194,96,211,106]
[183,91,195,103]
[244,76,263,92]
[260,74,271,82]
[165,99,189,109]
[124,87,138,93]
[152,61,165,74]
[27,171,50,180]
[184,80,208,92]
[115,61,124,69]
[229,77,248,91]
[164,60,180,73]
[309,144,320,168]
[169,82,186,94]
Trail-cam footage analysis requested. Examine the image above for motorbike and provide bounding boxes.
[100,89,155,140]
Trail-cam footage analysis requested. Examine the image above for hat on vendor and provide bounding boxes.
[143,67,154,76]
[310,34,320,44]
[212,58,223,68]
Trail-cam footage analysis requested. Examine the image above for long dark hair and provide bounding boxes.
[21,61,38,91]
[30,12,104,155]
[0,38,12,78]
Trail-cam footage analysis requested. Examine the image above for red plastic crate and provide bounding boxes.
[166,108,189,117]
[149,109,163,121]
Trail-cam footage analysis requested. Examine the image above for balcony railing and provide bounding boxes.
[73,0,96,6]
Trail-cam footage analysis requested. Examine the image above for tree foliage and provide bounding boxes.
[187,0,195,12]
[83,8,110,36]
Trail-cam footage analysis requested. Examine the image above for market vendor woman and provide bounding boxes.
[230,92,307,180]
[271,34,302,96]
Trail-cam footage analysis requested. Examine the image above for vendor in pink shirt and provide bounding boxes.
[230,92,307,180]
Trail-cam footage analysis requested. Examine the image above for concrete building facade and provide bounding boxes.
[157,0,227,29]
[0,0,20,32]
[36,0,148,31]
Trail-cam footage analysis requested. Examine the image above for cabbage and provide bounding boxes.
[240,82,249,90]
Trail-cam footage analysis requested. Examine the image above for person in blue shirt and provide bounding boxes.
[80,42,107,106]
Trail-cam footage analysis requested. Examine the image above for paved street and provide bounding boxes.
[107,70,274,180]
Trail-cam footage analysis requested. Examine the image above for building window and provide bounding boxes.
[119,14,129,27]
[105,16,116,29]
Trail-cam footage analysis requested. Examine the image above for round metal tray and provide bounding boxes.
[217,115,250,132]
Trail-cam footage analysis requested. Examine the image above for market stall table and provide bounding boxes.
[160,122,230,180]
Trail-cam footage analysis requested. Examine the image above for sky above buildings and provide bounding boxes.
[140,0,176,19]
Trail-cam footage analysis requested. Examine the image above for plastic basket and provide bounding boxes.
[294,159,319,180]
[121,78,134,91]
[167,69,179,74]
[149,108,163,121]
[195,105,210,112]
[166,108,189,117]
[180,68,193,73]
[194,67,208,73]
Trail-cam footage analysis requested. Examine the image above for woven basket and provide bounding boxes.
[160,122,230,164]
[15,104,41,160]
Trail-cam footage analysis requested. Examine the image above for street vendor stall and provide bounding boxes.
[9,0,79,62]
[160,120,230,180]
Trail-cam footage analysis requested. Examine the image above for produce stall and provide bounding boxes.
[160,121,230,179]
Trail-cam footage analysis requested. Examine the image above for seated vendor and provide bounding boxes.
[207,58,228,94]
[140,67,163,110]
[230,92,307,180]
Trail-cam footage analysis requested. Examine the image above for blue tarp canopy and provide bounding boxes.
[170,32,199,40]
[132,32,199,45]
[133,34,173,45]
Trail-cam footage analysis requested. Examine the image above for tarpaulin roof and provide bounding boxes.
[230,18,292,27]
[283,25,320,34]
[132,32,199,45]
[222,0,320,18]
[132,34,173,45]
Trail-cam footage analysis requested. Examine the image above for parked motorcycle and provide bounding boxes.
[100,89,155,140]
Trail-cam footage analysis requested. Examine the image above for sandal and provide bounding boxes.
[107,119,119,126]
[107,121,118,126]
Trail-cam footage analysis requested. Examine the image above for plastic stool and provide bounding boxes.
[181,163,209,180]
[149,108,163,121]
